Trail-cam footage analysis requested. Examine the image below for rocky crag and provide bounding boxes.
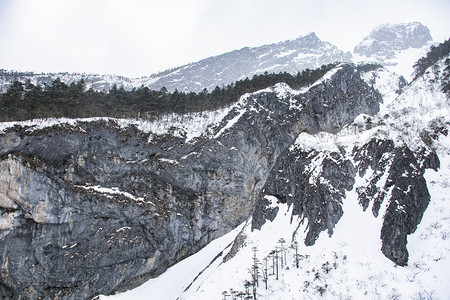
[252,134,439,266]
[251,54,449,269]
[0,64,384,299]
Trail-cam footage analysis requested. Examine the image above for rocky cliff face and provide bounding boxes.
[0,64,381,299]
[252,136,439,266]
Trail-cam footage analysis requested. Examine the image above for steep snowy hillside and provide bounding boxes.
[183,144,449,300]
[353,22,434,81]
[187,56,450,300]
[103,57,450,300]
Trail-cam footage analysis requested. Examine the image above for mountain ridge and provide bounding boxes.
[143,32,352,92]
[0,22,435,93]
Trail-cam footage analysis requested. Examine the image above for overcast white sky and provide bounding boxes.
[0,0,449,78]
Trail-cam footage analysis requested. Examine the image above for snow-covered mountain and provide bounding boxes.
[102,51,450,300]
[0,69,150,93]
[355,22,432,57]
[0,23,449,300]
[353,22,435,81]
[187,55,450,300]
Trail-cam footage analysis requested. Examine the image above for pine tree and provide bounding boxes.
[244,280,252,299]
[293,239,300,269]
[278,238,286,268]
[249,246,259,299]
[274,246,279,280]
[262,256,268,289]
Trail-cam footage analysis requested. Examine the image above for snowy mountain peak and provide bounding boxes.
[291,31,318,42]
[354,22,432,56]
[353,22,434,81]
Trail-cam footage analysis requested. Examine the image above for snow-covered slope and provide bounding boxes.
[101,224,244,300]
[184,143,449,300]
[189,56,450,300]
[99,55,450,300]
[0,107,233,144]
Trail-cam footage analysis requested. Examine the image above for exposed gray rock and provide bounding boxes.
[0,64,381,299]
[354,139,439,265]
[252,148,355,246]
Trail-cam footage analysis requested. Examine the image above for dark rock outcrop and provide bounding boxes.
[354,139,439,265]
[252,148,355,246]
[252,134,439,266]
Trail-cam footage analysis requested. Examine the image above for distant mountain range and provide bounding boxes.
[0,22,434,92]
[143,32,352,92]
